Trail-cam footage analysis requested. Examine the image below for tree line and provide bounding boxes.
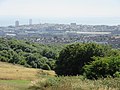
[0,38,63,70]
[0,38,120,79]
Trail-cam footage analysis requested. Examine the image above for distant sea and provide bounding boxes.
[0,16,120,26]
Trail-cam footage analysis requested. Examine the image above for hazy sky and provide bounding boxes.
[0,0,120,26]
[0,0,120,18]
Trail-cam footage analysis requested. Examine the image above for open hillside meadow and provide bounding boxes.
[0,62,120,90]
[0,62,55,90]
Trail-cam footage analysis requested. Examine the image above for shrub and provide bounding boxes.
[113,71,120,78]
[55,43,110,76]
[83,56,120,79]
[42,64,51,70]
[0,38,60,70]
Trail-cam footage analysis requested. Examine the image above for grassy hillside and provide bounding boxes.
[0,62,55,90]
[0,60,120,90]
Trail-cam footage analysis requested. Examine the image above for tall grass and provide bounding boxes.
[29,76,120,90]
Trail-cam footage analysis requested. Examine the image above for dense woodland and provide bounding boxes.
[0,38,120,79]
[0,38,64,70]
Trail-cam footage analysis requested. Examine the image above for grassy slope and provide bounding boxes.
[0,62,119,90]
[0,62,55,90]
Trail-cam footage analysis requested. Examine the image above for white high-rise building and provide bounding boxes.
[29,19,32,25]
[15,20,19,27]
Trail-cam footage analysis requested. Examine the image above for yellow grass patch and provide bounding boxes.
[0,62,55,81]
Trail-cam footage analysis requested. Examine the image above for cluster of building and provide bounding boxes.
[0,20,120,48]
[15,19,32,27]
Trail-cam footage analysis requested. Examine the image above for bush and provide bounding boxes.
[83,56,120,79]
[113,71,120,78]
[0,38,60,70]
[55,43,110,76]
[47,59,56,70]
[42,64,51,70]
[0,56,9,62]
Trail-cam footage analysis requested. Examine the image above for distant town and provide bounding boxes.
[0,19,120,48]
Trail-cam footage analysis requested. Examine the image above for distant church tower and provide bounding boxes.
[15,20,19,27]
[29,19,32,25]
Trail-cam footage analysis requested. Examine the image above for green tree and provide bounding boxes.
[42,64,51,70]
[9,52,21,64]
[83,56,120,79]
[26,54,39,68]
[55,43,109,76]
[42,49,57,59]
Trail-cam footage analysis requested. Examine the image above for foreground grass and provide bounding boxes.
[0,62,119,90]
[29,76,120,90]
[0,62,55,90]
[0,80,30,90]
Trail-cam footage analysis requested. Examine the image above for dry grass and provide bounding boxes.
[0,61,55,90]
[0,62,119,90]
[0,62,55,80]
[0,84,15,90]
[29,76,120,90]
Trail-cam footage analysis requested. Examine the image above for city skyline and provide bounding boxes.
[0,0,120,26]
